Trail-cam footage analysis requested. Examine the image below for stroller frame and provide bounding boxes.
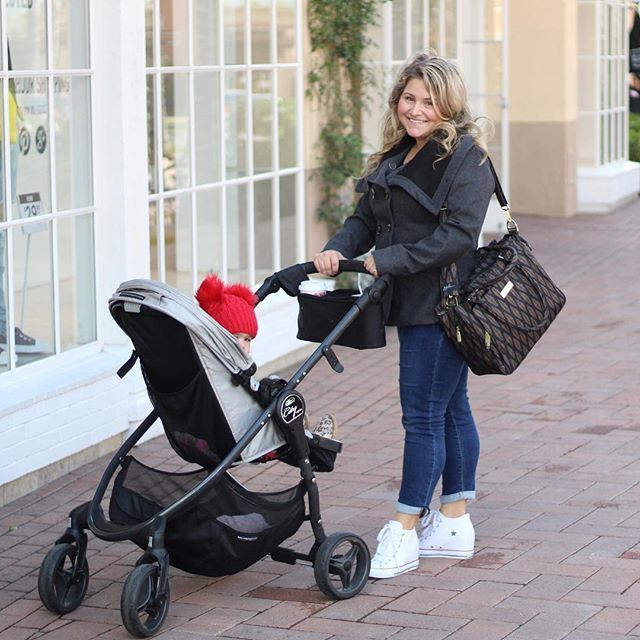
[37,261,389,637]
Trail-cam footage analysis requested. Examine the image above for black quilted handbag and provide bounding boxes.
[436,161,566,376]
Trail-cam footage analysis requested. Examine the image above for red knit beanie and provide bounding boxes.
[195,275,258,338]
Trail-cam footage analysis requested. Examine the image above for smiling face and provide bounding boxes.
[396,77,444,146]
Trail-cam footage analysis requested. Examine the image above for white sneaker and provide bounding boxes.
[418,510,475,559]
[369,520,419,579]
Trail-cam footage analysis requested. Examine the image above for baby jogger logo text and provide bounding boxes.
[282,395,304,424]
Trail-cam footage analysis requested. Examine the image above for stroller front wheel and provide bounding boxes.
[38,543,89,614]
[313,532,371,600]
[121,564,170,638]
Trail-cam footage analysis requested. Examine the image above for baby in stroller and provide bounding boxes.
[195,274,341,471]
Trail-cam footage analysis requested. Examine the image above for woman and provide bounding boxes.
[314,50,495,579]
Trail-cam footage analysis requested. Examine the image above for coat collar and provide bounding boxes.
[356,135,476,216]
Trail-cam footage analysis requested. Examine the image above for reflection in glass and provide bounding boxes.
[162,73,191,190]
[160,0,189,67]
[194,0,220,65]
[147,75,157,193]
[429,0,440,49]
[226,183,248,283]
[12,76,52,215]
[224,0,246,65]
[412,0,425,51]
[194,71,222,185]
[55,76,93,210]
[0,84,5,220]
[13,221,53,367]
[252,0,271,64]
[393,0,407,61]
[53,0,90,69]
[253,70,273,174]
[444,0,457,58]
[164,195,192,295]
[276,0,296,63]
[0,229,9,372]
[254,178,273,282]
[225,71,247,179]
[149,201,159,278]
[279,174,296,269]
[146,0,154,66]
[196,188,223,281]
[58,214,95,351]
[7,1,47,70]
[278,69,296,168]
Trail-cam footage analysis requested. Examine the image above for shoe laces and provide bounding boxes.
[375,523,402,560]
[418,510,442,542]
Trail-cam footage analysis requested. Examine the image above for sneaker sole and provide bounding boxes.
[419,548,474,559]
[369,559,419,579]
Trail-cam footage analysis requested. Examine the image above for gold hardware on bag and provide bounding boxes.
[500,281,514,298]
[456,326,462,343]
[484,331,491,349]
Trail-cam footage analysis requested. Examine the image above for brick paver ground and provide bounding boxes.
[1,200,640,639]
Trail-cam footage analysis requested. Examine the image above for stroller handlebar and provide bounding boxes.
[255,260,385,302]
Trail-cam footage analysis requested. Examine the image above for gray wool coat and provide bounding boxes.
[324,134,495,326]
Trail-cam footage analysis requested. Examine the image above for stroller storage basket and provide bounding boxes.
[297,289,386,350]
[109,457,305,577]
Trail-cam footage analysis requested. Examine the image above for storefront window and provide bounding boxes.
[0,0,95,374]
[147,0,303,293]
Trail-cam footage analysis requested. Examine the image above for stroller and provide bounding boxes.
[37,260,390,637]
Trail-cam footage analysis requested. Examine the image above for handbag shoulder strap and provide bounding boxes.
[438,156,513,307]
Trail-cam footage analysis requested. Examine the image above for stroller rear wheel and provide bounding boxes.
[121,564,170,638]
[38,543,89,614]
[314,532,370,600]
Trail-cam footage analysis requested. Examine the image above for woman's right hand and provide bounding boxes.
[313,250,346,276]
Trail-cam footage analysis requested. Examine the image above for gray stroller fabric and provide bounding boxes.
[110,279,286,462]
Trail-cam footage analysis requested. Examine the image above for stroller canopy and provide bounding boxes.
[109,279,285,464]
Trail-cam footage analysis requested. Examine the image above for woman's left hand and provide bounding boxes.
[364,255,378,278]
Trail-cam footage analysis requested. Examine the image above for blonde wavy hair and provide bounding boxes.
[364,49,491,176]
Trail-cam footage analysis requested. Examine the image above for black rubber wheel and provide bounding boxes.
[38,543,89,614]
[120,564,170,638]
[313,532,371,599]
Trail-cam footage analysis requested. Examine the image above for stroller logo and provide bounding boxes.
[282,395,304,424]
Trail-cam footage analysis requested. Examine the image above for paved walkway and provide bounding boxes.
[1,201,640,640]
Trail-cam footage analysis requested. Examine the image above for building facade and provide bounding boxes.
[0,0,636,504]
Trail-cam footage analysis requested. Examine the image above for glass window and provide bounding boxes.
[162,73,190,190]
[160,0,189,67]
[147,0,303,290]
[53,0,90,69]
[393,0,408,61]
[58,213,95,351]
[252,0,272,64]
[196,188,223,280]
[224,0,246,65]
[193,0,220,65]
[225,70,247,179]
[13,221,54,367]
[276,0,296,63]
[54,75,92,210]
[226,183,248,282]
[279,174,296,268]
[12,76,52,215]
[194,71,222,184]
[253,70,273,174]
[254,178,273,282]
[6,1,47,71]
[1,1,95,374]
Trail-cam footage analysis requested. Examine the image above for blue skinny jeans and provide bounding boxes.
[396,324,479,515]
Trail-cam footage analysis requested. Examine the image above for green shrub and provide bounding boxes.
[630,112,640,162]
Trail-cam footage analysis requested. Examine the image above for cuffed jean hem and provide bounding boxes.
[441,490,476,504]
[396,501,426,515]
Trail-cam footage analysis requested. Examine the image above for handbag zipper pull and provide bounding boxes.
[484,331,491,349]
[456,326,462,343]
